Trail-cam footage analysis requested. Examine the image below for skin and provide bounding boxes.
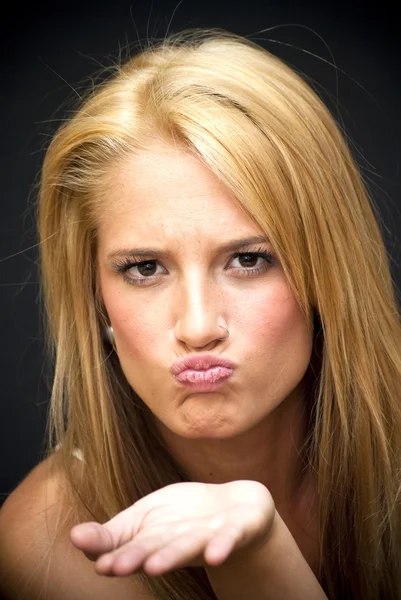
[97,140,317,544]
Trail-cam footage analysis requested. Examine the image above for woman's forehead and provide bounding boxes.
[97,142,267,247]
[105,141,228,208]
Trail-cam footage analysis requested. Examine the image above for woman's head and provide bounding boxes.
[40,28,394,444]
[96,138,314,445]
[39,29,401,599]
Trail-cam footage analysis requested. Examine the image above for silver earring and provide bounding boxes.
[104,325,115,346]
[218,325,229,340]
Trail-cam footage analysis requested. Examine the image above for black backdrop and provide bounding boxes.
[1,0,400,505]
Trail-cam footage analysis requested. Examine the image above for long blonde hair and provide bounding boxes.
[38,29,401,599]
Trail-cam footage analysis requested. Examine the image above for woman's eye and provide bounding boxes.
[134,261,158,276]
[235,254,260,268]
[119,260,167,284]
[229,252,274,272]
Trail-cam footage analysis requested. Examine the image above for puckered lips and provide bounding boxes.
[171,354,235,391]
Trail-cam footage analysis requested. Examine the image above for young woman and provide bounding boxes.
[1,29,400,600]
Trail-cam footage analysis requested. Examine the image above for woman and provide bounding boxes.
[1,28,400,599]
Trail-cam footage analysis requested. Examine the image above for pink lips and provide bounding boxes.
[171,354,235,391]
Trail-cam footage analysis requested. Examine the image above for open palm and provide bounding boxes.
[70,479,275,577]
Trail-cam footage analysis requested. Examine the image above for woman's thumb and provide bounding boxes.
[70,522,115,560]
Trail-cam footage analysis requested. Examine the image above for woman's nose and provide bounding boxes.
[174,279,227,351]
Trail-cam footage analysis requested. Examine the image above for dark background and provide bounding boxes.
[1,0,400,505]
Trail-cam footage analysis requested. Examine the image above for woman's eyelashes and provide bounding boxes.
[112,249,275,286]
[228,251,274,275]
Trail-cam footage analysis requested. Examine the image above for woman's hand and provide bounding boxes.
[70,480,275,577]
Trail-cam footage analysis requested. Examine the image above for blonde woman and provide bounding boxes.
[1,29,400,600]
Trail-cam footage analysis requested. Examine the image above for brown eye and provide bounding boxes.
[228,251,274,275]
[237,254,259,267]
[114,257,167,286]
[136,261,157,276]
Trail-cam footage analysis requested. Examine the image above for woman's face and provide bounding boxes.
[97,141,313,440]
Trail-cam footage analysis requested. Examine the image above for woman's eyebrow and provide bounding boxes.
[106,236,270,262]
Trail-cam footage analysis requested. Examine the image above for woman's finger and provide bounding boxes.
[144,522,244,574]
[204,523,243,565]
[94,526,183,575]
[143,528,213,574]
[70,522,116,559]
[95,542,149,576]
[96,524,213,576]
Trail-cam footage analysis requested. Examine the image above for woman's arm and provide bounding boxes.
[70,479,326,598]
[205,511,327,600]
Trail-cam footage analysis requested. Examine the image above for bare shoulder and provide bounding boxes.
[0,455,154,600]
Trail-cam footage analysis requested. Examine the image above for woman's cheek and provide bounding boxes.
[241,285,310,350]
[115,314,158,358]
[101,286,156,358]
